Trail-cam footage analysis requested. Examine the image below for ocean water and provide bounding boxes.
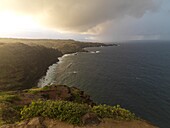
[39,40,170,128]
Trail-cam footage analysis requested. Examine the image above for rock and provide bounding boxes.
[82,113,101,125]
[39,85,72,100]
[27,117,44,127]
[38,85,95,105]
[43,118,74,128]
[70,87,95,105]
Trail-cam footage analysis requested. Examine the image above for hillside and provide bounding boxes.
[0,85,157,128]
[0,43,62,91]
[0,38,115,54]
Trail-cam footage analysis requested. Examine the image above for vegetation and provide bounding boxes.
[0,38,133,126]
[0,91,22,125]
[0,85,137,126]
[0,43,62,91]
[0,104,21,124]
[21,100,90,125]
[20,100,137,125]
[92,104,136,120]
[0,85,94,125]
[0,38,114,54]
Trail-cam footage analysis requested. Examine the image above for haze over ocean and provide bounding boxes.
[39,40,170,128]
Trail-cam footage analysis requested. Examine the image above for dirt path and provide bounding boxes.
[1,118,158,128]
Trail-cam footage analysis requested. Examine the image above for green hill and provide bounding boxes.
[0,43,62,91]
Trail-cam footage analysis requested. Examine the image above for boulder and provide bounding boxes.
[82,113,101,125]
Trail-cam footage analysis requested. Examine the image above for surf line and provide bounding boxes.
[37,53,78,88]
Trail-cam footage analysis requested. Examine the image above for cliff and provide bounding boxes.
[0,85,157,128]
[0,38,114,91]
[0,43,62,91]
[0,85,156,128]
[0,38,116,54]
[0,38,157,127]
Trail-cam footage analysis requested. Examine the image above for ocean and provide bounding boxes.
[38,40,170,128]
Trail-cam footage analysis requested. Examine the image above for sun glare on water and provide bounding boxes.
[0,11,40,36]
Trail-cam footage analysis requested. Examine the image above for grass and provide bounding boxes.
[0,92,22,124]
[0,92,20,103]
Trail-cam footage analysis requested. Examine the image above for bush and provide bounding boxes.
[1,107,21,124]
[0,94,20,103]
[20,100,89,125]
[0,102,21,125]
[92,104,136,120]
[20,100,137,125]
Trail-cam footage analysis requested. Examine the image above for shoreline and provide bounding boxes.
[0,37,117,91]
[37,52,77,87]
[37,44,115,87]
[37,43,117,88]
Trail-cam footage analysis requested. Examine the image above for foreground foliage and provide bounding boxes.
[20,100,137,125]
[21,100,89,125]
[92,104,136,120]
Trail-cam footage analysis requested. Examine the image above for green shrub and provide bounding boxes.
[0,94,20,103]
[1,107,21,124]
[20,100,89,125]
[20,100,137,125]
[0,103,21,125]
[42,86,50,90]
[92,104,136,120]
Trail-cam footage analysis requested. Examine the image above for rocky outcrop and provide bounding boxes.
[0,85,158,128]
[0,85,95,125]
[14,85,95,106]
[81,113,101,125]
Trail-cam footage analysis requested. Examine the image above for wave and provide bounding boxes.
[90,51,100,54]
[72,71,77,74]
[38,52,76,87]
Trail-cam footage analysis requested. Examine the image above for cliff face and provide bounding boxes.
[14,85,94,106]
[0,38,116,54]
[0,43,62,91]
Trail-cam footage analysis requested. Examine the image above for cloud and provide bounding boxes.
[0,0,160,33]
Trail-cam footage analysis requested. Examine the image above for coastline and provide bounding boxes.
[0,39,159,127]
[38,53,77,87]
[37,43,116,88]
[0,38,116,91]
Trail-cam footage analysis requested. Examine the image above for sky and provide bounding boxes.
[0,0,169,42]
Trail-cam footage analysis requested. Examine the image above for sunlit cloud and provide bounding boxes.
[1,0,169,41]
[0,11,40,35]
[0,0,160,33]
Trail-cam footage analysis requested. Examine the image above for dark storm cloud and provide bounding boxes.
[0,0,160,33]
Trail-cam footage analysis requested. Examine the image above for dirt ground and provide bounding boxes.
[1,118,158,128]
